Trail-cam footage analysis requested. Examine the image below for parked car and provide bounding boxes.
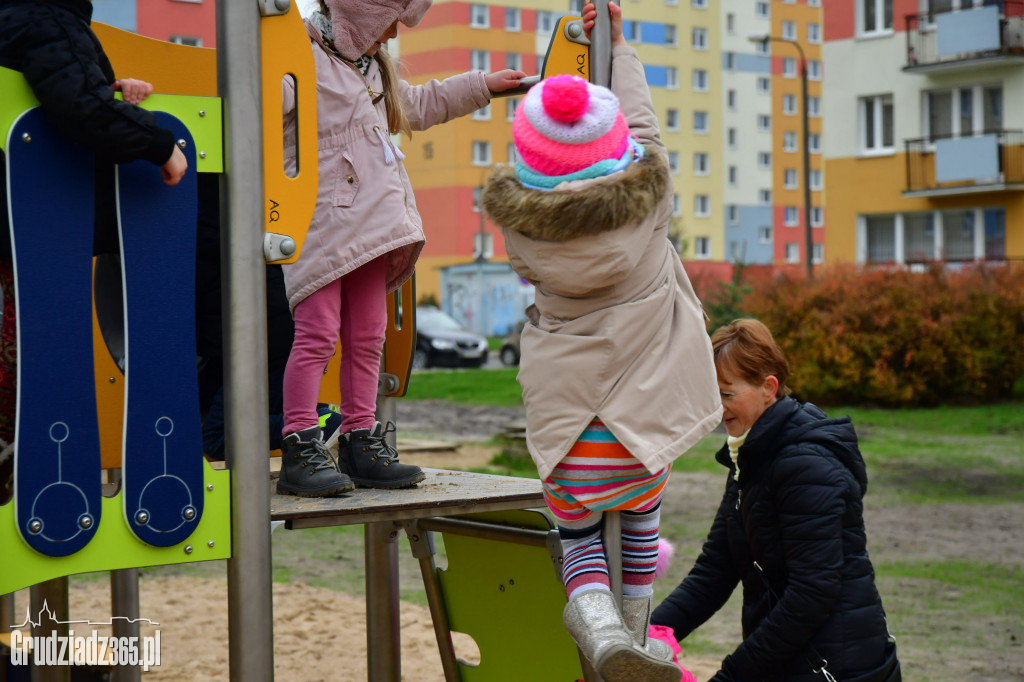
[413,306,489,369]
[500,320,524,366]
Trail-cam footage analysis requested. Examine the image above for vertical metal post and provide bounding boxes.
[365,522,402,682]
[29,578,69,682]
[216,1,274,681]
[590,0,612,87]
[110,568,141,682]
[801,59,813,279]
[603,512,623,605]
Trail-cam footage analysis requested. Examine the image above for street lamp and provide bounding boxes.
[749,32,813,279]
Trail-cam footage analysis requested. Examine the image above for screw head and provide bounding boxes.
[208,540,215,548]
[135,510,149,525]
[199,151,206,159]
[207,484,214,491]
[21,132,31,143]
[184,545,194,555]
[78,514,93,530]
[199,110,206,117]
[176,138,187,149]
[183,506,197,520]
[28,519,42,534]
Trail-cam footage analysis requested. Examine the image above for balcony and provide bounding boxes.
[904,130,1024,197]
[905,1,1024,73]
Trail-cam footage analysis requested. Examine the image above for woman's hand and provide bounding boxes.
[161,145,188,186]
[112,78,155,105]
[582,1,627,48]
[485,69,528,94]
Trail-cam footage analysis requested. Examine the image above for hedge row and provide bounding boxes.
[701,264,1024,407]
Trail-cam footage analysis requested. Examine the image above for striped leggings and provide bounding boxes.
[542,420,669,600]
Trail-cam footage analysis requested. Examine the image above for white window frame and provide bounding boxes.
[784,168,798,188]
[782,20,797,40]
[695,194,711,217]
[783,94,797,115]
[627,20,642,43]
[728,165,738,185]
[757,77,771,94]
[692,69,709,92]
[470,3,489,29]
[728,204,739,223]
[673,194,682,217]
[537,11,555,34]
[692,27,708,50]
[666,108,680,131]
[858,0,894,36]
[694,152,710,175]
[758,152,772,169]
[759,189,772,205]
[809,133,822,153]
[472,140,491,166]
[813,243,824,265]
[170,35,202,46]
[727,90,737,109]
[758,114,771,131]
[860,94,894,154]
[756,1,770,18]
[785,206,799,226]
[783,57,797,78]
[784,131,798,152]
[810,169,823,190]
[668,151,681,174]
[473,186,483,212]
[472,102,491,121]
[759,226,772,244]
[506,53,522,72]
[665,24,678,47]
[694,110,709,133]
[471,49,490,72]
[754,39,770,55]
[728,127,737,148]
[692,0,708,7]
[809,96,821,118]
[695,236,712,259]
[808,23,821,44]
[505,7,521,32]
[808,60,822,81]
[786,243,800,264]
[507,142,517,164]
[812,207,825,227]
[666,66,679,89]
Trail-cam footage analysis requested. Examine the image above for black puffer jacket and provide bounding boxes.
[0,0,177,258]
[652,397,895,681]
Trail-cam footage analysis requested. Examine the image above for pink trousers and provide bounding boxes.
[283,257,387,436]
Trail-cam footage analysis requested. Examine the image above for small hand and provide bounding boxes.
[161,145,188,186]
[582,1,626,47]
[485,69,528,94]
[112,78,155,105]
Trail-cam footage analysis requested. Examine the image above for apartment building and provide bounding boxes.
[823,0,1022,267]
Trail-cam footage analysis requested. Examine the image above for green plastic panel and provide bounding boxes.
[0,463,231,595]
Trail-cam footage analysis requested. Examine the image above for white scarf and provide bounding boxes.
[727,429,750,482]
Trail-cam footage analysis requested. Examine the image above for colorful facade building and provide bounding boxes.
[823,0,1021,268]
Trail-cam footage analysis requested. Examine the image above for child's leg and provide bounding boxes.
[621,501,663,597]
[283,279,342,436]
[337,257,387,432]
[543,483,610,599]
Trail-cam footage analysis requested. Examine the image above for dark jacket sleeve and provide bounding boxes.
[726,449,847,680]
[651,481,741,639]
[2,3,176,166]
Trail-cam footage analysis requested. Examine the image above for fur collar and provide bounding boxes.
[482,151,669,242]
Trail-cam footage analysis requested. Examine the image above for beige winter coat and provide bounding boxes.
[482,46,723,480]
[282,21,491,310]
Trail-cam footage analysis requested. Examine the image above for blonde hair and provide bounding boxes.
[711,319,792,397]
[317,1,411,137]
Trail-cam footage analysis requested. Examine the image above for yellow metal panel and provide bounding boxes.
[543,17,588,80]
[261,7,319,264]
[91,23,217,97]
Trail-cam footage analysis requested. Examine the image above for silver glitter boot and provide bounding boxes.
[622,594,677,664]
[563,590,682,682]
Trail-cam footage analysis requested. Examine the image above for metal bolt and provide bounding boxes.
[28,519,42,534]
[199,110,206,117]
[184,545,193,555]
[109,377,116,383]
[509,578,515,586]
[135,510,149,525]
[21,132,31,143]
[208,540,215,548]
[79,515,93,530]
[199,151,206,159]
[207,484,214,491]
[499,584,505,592]
[567,23,583,38]
[183,506,196,520]
[176,138,188,149]
[275,0,290,11]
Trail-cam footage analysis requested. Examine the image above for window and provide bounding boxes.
[507,142,517,164]
[694,111,709,133]
[860,94,894,152]
[569,0,583,12]
[693,69,709,91]
[728,128,737,147]
[785,206,799,226]
[727,90,737,108]
[473,186,483,212]
[471,49,490,72]
[724,52,736,70]
[726,13,735,33]
[759,189,772,205]
[472,141,491,165]
[754,39,770,54]
[943,210,975,261]
[985,208,1006,260]
[783,94,797,114]
[692,28,708,50]
[784,131,798,152]
[757,77,771,94]
[809,133,821,153]
[665,25,678,46]
[865,214,896,263]
[812,243,824,264]
[756,1,770,18]
[782,20,797,40]
[860,0,893,35]
[506,53,522,72]
[810,170,823,190]
[506,98,519,121]
[811,206,824,226]
[472,103,491,120]
[784,168,798,188]
[673,194,682,217]
[728,165,738,185]
[758,152,771,168]
[470,3,489,28]
[808,23,821,44]
[808,0,821,6]
[627,20,641,43]
[695,236,711,259]
[505,8,521,31]
[695,195,711,216]
[786,243,800,263]
[926,85,1003,140]
[668,151,681,173]
[170,35,202,46]
[782,58,797,78]
[666,108,680,131]
[692,0,708,7]
[666,67,679,89]
[537,11,556,33]
[759,226,772,243]
[728,205,739,223]
[808,96,821,117]
[694,152,710,175]
[808,60,822,81]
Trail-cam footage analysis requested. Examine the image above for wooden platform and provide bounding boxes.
[270,468,545,529]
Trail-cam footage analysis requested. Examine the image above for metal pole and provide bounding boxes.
[110,569,141,682]
[29,578,69,682]
[365,522,402,682]
[590,0,612,87]
[801,55,813,279]
[603,512,622,605]
[216,1,274,681]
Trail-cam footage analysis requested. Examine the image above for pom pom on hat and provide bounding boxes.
[542,75,591,122]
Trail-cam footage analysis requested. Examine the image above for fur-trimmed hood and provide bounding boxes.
[482,150,669,242]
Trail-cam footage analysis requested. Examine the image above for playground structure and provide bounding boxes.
[0,2,619,681]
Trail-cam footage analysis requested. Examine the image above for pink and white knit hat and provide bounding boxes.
[513,75,631,182]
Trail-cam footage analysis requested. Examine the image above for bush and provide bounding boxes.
[734,264,1024,407]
